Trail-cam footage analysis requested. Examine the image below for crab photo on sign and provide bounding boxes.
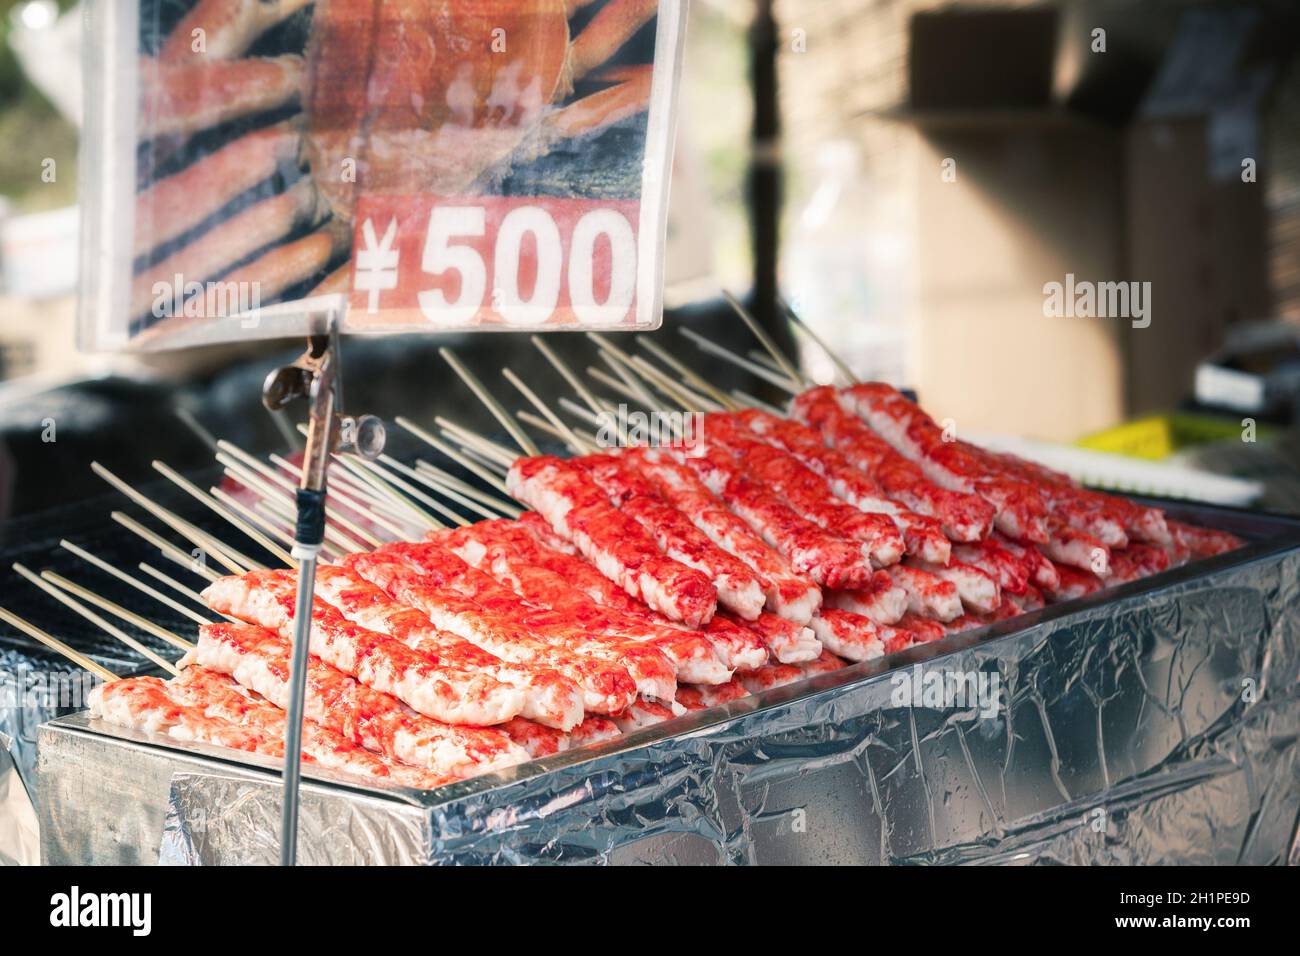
[106,0,681,349]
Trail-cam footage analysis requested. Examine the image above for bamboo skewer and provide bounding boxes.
[139,563,236,622]
[13,563,181,676]
[92,462,250,576]
[262,454,410,543]
[111,512,221,582]
[434,417,519,466]
[590,340,660,410]
[440,347,540,457]
[60,539,214,628]
[212,486,301,553]
[780,296,860,385]
[222,440,395,547]
[587,365,648,408]
[385,458,507,522]
[411,458,520,517]
[396,417,516,500]
[626,353,721,412]
[32,564,212,686]
[517,411,601,455]
[639,337,741,411]
[721,290,809,387]
[559,397,605,429]
[678,327,800,393]
[152,460,288,567]
[174,406,219,453]
[330,452,442,530]
[447,441,512,483]
[504,367,592,455]
[39,570,194,654]
[0,606,119,682]
[147,574,212,610]
[289,422,441,530]
[531,334,607,417]
[346,454,464,527]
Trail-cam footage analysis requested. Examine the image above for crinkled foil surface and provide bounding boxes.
[131,545,1300,865]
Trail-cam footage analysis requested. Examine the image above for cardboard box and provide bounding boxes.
[912,117,1126,441]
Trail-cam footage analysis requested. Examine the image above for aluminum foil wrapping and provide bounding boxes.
[0,730,40,865]
[140,543,1300,865]
[0,648,82,787]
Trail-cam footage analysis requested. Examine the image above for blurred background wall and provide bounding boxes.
[0,0,1298,530]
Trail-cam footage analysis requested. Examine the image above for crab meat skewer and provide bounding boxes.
[435,521,736,682]
[503,513,771,671]
[619,448,823,625]
[790,387,996,542]
[574,453,768,620]
[345,550,638,715]
[91,673,274,753]
[835,384,1052,544]
[171,665,454,788]
[665,445,875,591]
[202,569,532,726]
[312,565,586,730]
[734,408,952,565]
[373,540,679,703]
[507,455,718,626]
[191,621,528,776]
[702,413,906,568]
[91,669,449,788]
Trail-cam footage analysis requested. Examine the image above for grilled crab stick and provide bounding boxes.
[478,514,768,672]
[507,456,718,627]
[620,450,823,625]
[435,525,733,684]
[91,674,273,754]
[881,564,964,621]
[986,447,1169,546]
[702,414,906,568]
[479,517,759,670]
[91,670,450,789]
[789,387,996,542]
[836,383,1052,543]
[312,564,585,730]
[345,551,638,715]
[203,570,530,726]
[734,408,952,565]
[575,453,767,620]
[170,666,452,789]
[191,622,527,777]
[375,541,679,704]
[675,445,875,590]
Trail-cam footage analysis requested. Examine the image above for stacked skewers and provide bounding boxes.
[2,314,1244,792]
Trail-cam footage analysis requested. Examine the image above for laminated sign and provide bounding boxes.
[79,0,686,351]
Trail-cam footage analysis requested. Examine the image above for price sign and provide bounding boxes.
[347,196,642,330]
[80,0,685,351]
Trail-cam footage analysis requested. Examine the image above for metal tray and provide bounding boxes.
[35,501,1300,864]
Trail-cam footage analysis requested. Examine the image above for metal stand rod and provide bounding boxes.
[279,549,318,865]
[269,317,338,867]
[261,313,383,865]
